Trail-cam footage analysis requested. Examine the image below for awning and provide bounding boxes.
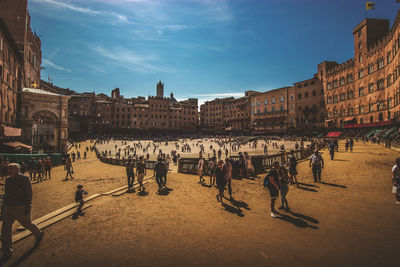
[225,127,232,131]
[3,142,32,150]
[344,117,355,122]
[326,132,342,138]
[0,126,22,137]
[343,120,391,128]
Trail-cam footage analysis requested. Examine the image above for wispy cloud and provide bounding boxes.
[92,45,175,74]
[31,0,100,15]
[42,58,72,72]
[194,92,244,98]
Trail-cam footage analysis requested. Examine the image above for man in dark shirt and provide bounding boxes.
[264,161,280,218]
[154,157,166,192]
[1,163,43,259]
[215,160,227,203]
[328,141,335,160]
[126,159,135,192]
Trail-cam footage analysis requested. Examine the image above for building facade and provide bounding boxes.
[293,74,326,131]
[250,87,296,134]
[68,82,199,134]
[0,0,42,89]
[222,91,257,133]
[200,97,234,133]
[0,19,23,127]
[322,12,400,129]
[19,88,70,153]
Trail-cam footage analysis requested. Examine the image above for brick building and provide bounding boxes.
[0,0,42,89]
[0,19,23,127]
[200,97,234,133]
[68,82,198,134]
[321,10,400,129]
[293,74,326,131]
[250,87,296,134]
[222,91,257,133]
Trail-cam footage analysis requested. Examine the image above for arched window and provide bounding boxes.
[348,104,354,116]
[369,100,374,113]
[333,106,338,117]
[340,106,346,117]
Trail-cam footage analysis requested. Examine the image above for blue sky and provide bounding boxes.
[29,0,400,104]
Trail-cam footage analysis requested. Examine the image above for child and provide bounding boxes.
[75,185,88,215]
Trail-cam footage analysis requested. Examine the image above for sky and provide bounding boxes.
[28,0,400,105]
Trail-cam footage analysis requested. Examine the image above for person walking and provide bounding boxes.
[75,184,88,215]
[136,157,146,192]
[162,157,169,188]
[154,157,165,192]
[36,159,44,183]
[198,155,205,184]
[225,157,233,199]
[328,141,335,160]
[392,157,400,204]
[28,157,37,181]
[263,161,280,218]
[65,158,74,180]
[349,138,354,152]
[44,157,52,180]
[278,164,290,211]
[1,163,43,260]
[126,159,135,192]
[288,150,298,186]
[215,160,227,203]
[208,157,217,187]
[238,152,245,177]
[309,151,324,182]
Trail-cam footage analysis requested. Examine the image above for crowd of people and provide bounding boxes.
[5,131,400,261]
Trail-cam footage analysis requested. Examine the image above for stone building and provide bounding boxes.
[68,82,198,134]
[293,74,326,131]
[0,19,23,127]
[321,10,400,129]
[19,88,70,153]
[0,0,42,88]
[200,97,234,133]
[222,91,257,133]
[250,87,296,134]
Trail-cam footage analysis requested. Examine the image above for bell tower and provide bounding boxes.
[156,81,164,98]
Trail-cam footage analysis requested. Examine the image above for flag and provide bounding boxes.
[366,1,375,10]
[48,75,51,82]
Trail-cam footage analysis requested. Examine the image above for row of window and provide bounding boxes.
[327,98,395,119]
[252,105,287,114]
[327,69,400,103]
[296,80,316,88]
[251,96,286,107]
[327,74,354,89]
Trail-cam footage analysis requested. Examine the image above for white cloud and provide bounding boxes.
[31,0,100,15]
[42,58,72,72]
[194,92,244,98]
[92,45,175,74]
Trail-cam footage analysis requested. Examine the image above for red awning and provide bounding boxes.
[0,126,22,137]
[326,132,342,137]
[343,120,391,128]
[3,142,32,150]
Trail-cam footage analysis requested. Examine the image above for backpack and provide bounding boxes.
[263,175,270,187]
